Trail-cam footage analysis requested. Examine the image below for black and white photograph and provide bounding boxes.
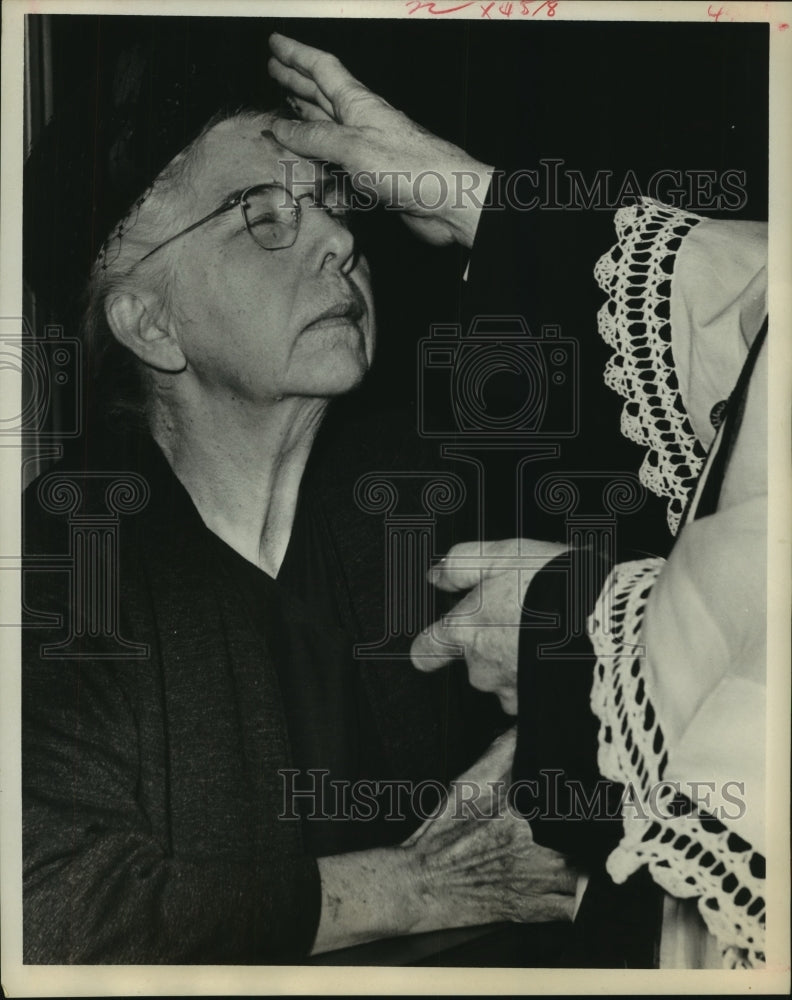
[1,0,790,994]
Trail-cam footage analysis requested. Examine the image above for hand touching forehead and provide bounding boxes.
[186,113,335,217]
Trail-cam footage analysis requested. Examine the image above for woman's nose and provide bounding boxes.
[308,204,358,275]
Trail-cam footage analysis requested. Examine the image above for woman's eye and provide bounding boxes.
[246,207,278,226]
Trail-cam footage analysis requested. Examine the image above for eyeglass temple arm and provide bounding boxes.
[138,196,243,263]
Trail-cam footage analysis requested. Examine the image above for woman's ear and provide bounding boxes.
[105,292,187,375]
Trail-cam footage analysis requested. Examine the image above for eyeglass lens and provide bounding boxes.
[242,182,353,250]
[242,186,301,250]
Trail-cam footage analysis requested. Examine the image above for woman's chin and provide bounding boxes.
[311,345,372,397]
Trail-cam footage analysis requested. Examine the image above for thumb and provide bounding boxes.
[270,117,360,168]
[453,726,517,786]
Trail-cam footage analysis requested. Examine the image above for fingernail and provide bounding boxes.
[427,555,446,576]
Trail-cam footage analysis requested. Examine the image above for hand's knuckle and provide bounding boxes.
[470,669,495,695]
[470,626,488,658]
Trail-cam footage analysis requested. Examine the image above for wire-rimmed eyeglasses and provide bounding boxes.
[98,182,351,271]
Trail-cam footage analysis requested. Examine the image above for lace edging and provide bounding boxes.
[594,198,709,535]
[588,560,766,968]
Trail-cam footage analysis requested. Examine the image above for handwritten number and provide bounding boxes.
[406,0,558,15]
[531,0,558,14]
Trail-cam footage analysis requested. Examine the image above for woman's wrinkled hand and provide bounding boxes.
[312,728,576,954]
[402,727,577,930]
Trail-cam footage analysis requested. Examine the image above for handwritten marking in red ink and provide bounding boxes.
[405,0,476,14]
[707,4,725,21]
[780,22,790,29]
[405,0,560,16]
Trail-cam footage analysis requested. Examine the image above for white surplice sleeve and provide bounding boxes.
[587,199,768,968]
[593,198,766,533]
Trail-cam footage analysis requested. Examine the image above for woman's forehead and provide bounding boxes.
[192,116,326,204]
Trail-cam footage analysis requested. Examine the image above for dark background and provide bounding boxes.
[24,14,769,554]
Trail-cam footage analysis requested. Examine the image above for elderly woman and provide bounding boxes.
[21,102,575,963]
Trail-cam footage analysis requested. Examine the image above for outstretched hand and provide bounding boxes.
[411,539,567,714]
[268,33,494,247]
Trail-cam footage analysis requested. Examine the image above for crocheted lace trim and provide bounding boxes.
[594,199,708,535]
[588,559,766,969]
